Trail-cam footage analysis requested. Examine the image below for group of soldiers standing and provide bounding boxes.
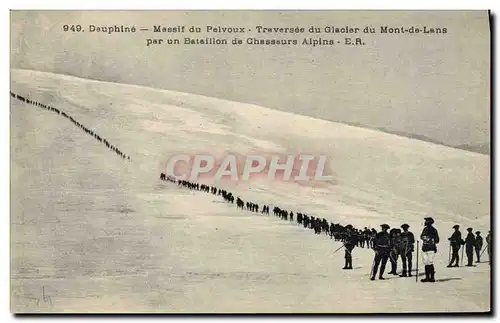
[338,217,491,283]
[448,225,491,267]
[159,174,491,284]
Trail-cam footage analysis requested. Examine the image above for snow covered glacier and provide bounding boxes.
[10,69,490,313]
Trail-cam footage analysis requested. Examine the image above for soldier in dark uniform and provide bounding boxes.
[358,229,365,248]
[343,224,357,270]
[399,224,415,277]
[475,231,483,263]
[370,224,391,280]
[465,227,475,267]
[370,228,377,249]
[363,228,371,248]
[447,225,462,267]
[486,231,491,265]
[388,228,402,275]
[420,217,439,283]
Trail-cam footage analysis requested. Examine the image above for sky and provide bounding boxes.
[10,10,491,148]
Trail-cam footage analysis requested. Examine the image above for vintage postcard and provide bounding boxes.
[10,10,491,314]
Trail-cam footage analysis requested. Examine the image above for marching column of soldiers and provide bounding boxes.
[161,174,492,283]
[160,174,491,283]
[11,91,131,161]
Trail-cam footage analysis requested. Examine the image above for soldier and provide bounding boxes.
[363,228,371,248]
[388,228,402,275]
[370,224,391,281]
[465,227,475,267]
[343,225,357,270]
[486,231,491,265]
[370,228,377,249]
[399,224,415,277]
[420,217,440,283]
[447,225,462,267]
[475,231,483,263]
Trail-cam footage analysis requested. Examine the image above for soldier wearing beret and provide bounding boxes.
[342,224,358,270]
[465,227,475,267]
[447,224,462,267]
[370,224,391,281]
[420,217,439,283]
[388,228,403,275]
[399,224,415,277]
[475,231,483,263]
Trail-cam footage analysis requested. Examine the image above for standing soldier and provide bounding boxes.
[486,231,491,265]
[370,224,391,281]
[465,227,475,267]
[400,224,415,277]
[447,225,462,267]
[364,228,371,248]
[342,225,357,270]
[475,231,483,263]
[358,229,365,248]
[420,217,439,283]
[370,228,377,249]
[388,228,402,275]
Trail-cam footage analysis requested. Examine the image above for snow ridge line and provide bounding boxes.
[10,91,132,162]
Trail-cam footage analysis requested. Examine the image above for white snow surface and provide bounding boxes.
[10,68,490,313]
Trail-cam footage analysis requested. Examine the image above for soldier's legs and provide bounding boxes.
[379,255,389,279]
[344,249,353,269]
[389,252,398,274]
[421,251,436,282]
[475,247,481,263]
[488,246,491,265]
[407,251,413,276]
[371,254,382,279]
[448,249,455,266]
[401,254,408,276]
[451,248,460,266]
[466,248,474,266]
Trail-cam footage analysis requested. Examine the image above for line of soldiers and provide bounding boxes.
[448,225,491,267]
[160,175,491,283]
[11,91,131,161]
